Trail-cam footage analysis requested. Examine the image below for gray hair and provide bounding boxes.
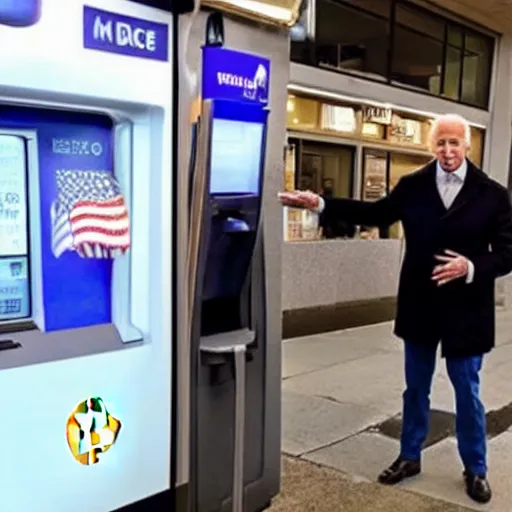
[429,113,472,151]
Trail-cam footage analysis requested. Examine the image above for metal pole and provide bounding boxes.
[232,345,246,512]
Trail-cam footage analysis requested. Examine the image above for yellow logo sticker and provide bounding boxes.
[66,397,121,465]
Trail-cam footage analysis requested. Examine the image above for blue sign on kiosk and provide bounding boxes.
[202,46,270,105]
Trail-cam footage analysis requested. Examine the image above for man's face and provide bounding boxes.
[432,120,468,172]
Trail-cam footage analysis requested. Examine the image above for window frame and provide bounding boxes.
[292,0,496,110]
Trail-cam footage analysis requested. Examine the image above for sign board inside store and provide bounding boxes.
[362,105,392,125]
[388,117,422,145]
[321,104,356,133]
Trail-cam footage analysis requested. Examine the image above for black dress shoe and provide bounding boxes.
[464,471,492,504]
[378,457,421,485]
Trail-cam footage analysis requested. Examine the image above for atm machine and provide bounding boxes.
[181,8,292,507]
[0,0,192,510]
[187,45,272,512]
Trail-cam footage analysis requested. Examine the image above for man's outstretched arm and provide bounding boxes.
[279,178,406,228]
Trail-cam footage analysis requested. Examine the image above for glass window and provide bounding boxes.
[315,0,390,79]
[443,46,462,100]
[461,34,494,108]
[291,1,495,110]
[298,141,354,198]
[391,23,444,94]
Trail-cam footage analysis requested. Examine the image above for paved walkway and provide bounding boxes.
[276,309,512,511]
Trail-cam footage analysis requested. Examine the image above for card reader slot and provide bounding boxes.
[0,339,22,351]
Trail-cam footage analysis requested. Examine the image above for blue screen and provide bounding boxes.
[0,106,115,331]
[210,118,264,195]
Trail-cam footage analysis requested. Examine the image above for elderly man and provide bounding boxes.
[279,114,512,504]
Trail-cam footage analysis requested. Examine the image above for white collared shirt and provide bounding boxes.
[435,159,474,283]
[436,159,467,209]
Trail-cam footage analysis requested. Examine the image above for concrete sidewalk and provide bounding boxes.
[275,309,512,511]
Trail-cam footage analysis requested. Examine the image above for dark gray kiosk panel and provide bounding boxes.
[188,43,274,512]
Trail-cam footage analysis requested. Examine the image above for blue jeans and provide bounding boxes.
[400,342,487,476]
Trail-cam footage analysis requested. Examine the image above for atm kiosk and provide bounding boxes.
[0,1,182,510]
[187,42,275,512]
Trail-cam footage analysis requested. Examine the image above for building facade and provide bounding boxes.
[282,0,512,337]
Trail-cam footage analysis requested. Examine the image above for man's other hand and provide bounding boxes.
[432,249,469,286]
[278,190,320,210]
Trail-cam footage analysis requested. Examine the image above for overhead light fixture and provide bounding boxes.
[288,84,487,130]
[201,0,303,27]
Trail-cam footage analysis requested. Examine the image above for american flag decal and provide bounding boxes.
[50,170,130,259]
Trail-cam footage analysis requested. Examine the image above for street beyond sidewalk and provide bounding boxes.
[274,309,512,511]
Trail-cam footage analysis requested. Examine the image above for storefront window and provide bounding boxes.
[291,0,495,109]
[284,93,487,242]
[285,138,356,240]
[297,140,354,198]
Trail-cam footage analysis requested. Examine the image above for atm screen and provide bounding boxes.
[209,101,268,196]
[0,135,30,320]
[210,119,264,195]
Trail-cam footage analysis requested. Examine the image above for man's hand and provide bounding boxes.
[432,249,469,286]
[278,190,320,210]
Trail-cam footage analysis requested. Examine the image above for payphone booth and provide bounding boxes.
[188,44,274,512]
[0,1,182,510]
